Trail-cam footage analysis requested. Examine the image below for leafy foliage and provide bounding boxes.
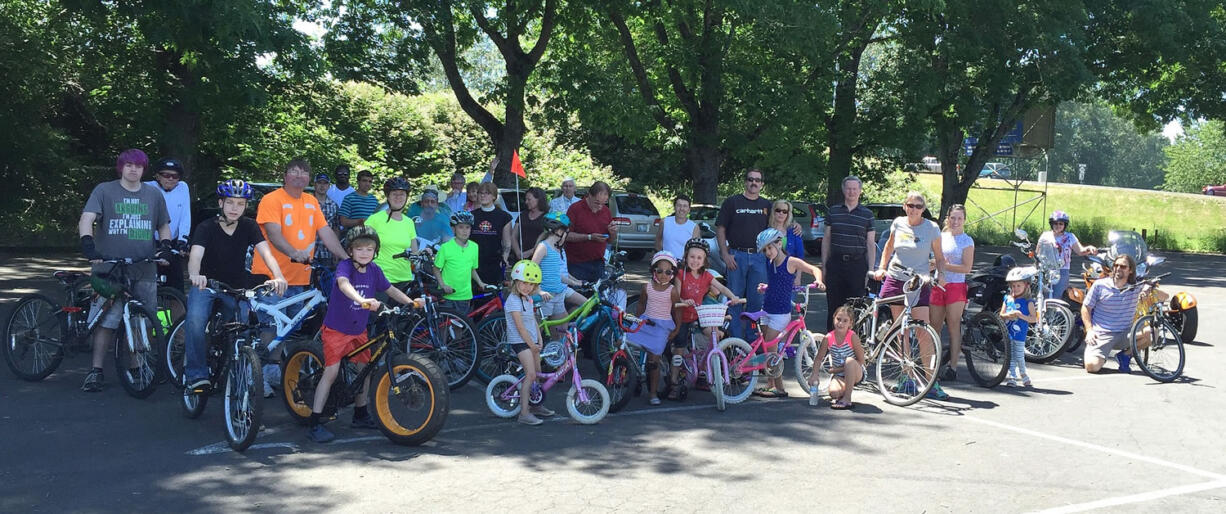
[1162,121,1226,194]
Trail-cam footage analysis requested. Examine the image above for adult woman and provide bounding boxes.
[656,194,700,259]
[364,177,419,288]
[469,181,513,287]
[511,187,548,261]
[871,191,948,399]
[769,199,804,259]
[1040,210,1097,300]
[929,204,974,382]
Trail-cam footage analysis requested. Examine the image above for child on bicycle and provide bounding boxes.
[531,212,588,340]
[809,305,866,409]
[1002,268,1038,387]
[628,251,681,405]
[308,226,417,443]
[434,211,492,314]
[671,239,743,397]
[755,228,825,398]
[504,260,554,425]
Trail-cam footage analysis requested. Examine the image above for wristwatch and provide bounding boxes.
[586,233,592,241]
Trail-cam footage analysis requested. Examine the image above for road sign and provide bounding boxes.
[1078,163,1086,183]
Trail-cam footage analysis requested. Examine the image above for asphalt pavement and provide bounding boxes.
[1,247,1224,512]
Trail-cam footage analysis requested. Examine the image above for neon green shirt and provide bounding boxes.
[434,238,479,300]
[365,212,417,283]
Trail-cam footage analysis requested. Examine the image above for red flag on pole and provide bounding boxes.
[510,150,527,178]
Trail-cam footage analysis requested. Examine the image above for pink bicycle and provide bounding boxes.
[484,315,611,424]
[717,284,821,404]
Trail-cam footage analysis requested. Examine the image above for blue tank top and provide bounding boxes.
[539,243,567,294]
[1004,295,1031,341]
[762,257,795,315]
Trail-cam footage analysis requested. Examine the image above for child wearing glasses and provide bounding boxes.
[755,228,825,398]
[627,251,681,405]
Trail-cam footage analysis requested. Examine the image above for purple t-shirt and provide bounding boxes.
[323,259,392,335]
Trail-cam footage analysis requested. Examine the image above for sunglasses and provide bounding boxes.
[157,172,180,180]
[905,203,925,210]
[774,209,790,214]
[1113,263,1131,270]
[652,268,676,276]
[746,177,764,184]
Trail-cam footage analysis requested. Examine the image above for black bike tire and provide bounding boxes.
[963,311,1010,388]
[588,319,619,377]
[3,294,67,381]
[280,338,325,425]
[473,316,508,385]
[114,302,164,399]
[164,319,187,387]
[1172,306,1198,345]
[373,352,450,446]
[407,308,479,390]
[226,346,264,451]
[606,353,637,413]
[1130,315,1185,383]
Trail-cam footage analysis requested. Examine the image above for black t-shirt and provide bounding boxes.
[715,194,771,250]
[470,207,512,282]
[189,217,266,288]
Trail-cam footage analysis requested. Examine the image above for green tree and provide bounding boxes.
[1162,120,1226,193]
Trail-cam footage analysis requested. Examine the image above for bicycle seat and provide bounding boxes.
[739,310,768,323]
[53,271,88,284]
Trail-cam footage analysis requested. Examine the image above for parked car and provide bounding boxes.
[864,202,936,263]
[979,162,1011,178]
[1203,183,1226,196]
[794,201,827,255]
[686,203,725,274]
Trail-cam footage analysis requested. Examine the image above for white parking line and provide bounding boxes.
[1031,480,1226,513]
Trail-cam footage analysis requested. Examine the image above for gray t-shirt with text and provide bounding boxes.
[83,180,169,279]
[886,217,940,281]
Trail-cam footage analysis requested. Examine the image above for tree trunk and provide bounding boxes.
[825,45,867,205]
[686,142,721,204]
[936,122,966,222]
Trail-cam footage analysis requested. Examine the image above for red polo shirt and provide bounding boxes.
[566,199,612,262]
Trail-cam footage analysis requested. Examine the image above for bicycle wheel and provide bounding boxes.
[164,319,187,387]
[589,320,619,376]
[875,322,941,407]
[3,294,66,381]
[1130,315,1185,383]
[114,303,163,399]
[716,338,756,404]
[566,378,611,424]
[605,353,637,413]
[407,309,478,390]
[225,346,263,451]
[280,339,324,425]
[156,286,187,326]
[474,316,507,384]
[1025,302,1074,363]
[485,374,522,418]
[373,352,450,446]
[793,331,821,393]
[708,352,726,412]
[963,312,1010,388]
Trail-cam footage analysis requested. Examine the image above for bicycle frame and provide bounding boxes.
[246,288,328,354]
[731,286,819,376]
[495,326,594,404]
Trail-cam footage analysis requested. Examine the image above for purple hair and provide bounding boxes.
[115,149,149,175]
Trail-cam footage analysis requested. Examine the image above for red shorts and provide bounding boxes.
[930,282,968,307]
[321,326,371,366]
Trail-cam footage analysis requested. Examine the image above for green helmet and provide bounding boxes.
[510,260,542,284]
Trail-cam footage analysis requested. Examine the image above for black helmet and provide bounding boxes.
[154,158,184,175]
[345,225,380,255]
[450,210,475,227]
[383,177,410,194]
[684,237,709,254]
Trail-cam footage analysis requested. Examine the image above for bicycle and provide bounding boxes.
[1011,229,1076,363]
[611,300,734,412]
[1127,272,1185,382]
[163,280,274,451]
[392,249,479,390]
[4,258,166,398]
[713,283,822,405]
[810,268,942,407]
[281,303,450,445]
[599,308,659,413]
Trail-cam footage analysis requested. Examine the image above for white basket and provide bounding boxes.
[695,304,728,328]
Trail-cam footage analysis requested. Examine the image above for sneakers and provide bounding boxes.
[530,405,556,417]
[351,414,379,430]
[262,363,281,398]
[186,377,211,393]
[308,424,335,443]
[82,368,104,392]
[517,413,544,426]
[1021,375,1033,387]
[1116,352,1132,374]
[926,381,950,400]
[892,378,918,396]
[808,386,820,406]
[1005,376,1018,387]
[941,367,957,382]
[649,397,662,406]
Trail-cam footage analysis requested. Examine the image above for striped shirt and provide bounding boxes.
[539,243,569,295]
[338,192,380,223]
[826,203,874,256]
[1084,278,1141,333]
[826,330,857,367]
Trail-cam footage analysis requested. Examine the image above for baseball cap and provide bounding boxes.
[314,173,330,183]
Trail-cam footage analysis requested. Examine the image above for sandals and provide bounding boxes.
[753,387,786,398]
[830,401,853,410]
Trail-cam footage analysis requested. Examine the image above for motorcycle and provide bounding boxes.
[1063,230,1198,351]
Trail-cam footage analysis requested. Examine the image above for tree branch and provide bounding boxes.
[422,7,502,139]
[608,10,679,130]
[469,3,512,56]
[526,0,558,64]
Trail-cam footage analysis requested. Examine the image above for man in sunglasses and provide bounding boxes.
[565,180,618,282]
[145,157,192,291]
[1082,254,1149,374]
[716,169,773,340]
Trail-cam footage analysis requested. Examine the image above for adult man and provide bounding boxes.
[1082,254,1150,373]
[326,164,354,207]
[550,177,581,214]
[78,149,172,392]
[443,172,467,213]
[407,185,452,218]
[413,190,453,244]
[338,170,379,231]
[821,176,877,331]
[312,173,341,266]
[144,157,191,291]
[252,159,349,396]
[565,181,618,282]
[716,169,773,340]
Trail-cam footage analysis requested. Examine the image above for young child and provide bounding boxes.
[532,212,588,340]
[504,260,554,426]
[628,251,681,405]
[755,228,825,398]
[809,306,866,409]
[671,238,744,396]
[1001,268,1039,387]
[308,226,416,443]
[434,211,490,314]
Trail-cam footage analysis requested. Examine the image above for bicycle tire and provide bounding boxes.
[406,309,478,390]
[373,352,450,446]
[473,316,508,384]
[963,312,1010,388]
[1170,306,1197,344]
[114,303,163,399]
[181,384,209,419]
[875,322,941,407]
[716,338,756,404]
[485,374,522,418]
[225,346,263,451]
[588,319,619,377]
[3,294,66,381]
[708,352,726,412]
[1130,315,1185,383]
[156,286,187,326]
[164,319,187,387]
[1024,302,1074,363]
[566,378,610,424]
[605,353,637,413]
[280,339,325,425]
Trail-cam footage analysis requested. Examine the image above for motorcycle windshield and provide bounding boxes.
[1036,238,1061,269]
[1108,230,1148,263]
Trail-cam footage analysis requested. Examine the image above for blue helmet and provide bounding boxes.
[217,179,253,199]
[544,211,571,232]
[450,210,475,227]
[756,228,783,252]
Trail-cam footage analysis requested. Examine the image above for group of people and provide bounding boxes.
[76,150,1153,437]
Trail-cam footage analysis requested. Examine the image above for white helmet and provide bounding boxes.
[1006,266,1036,282]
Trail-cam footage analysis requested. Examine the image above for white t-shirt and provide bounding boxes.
[661,216,696,260]
[940,232,974,283]
[327,185,354,208]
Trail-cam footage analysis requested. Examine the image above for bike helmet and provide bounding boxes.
[383,176,410,194]
[1049,210,1070,226]
[217,179,253,199]
[1006,266,1036,282]
[510,260,542,284]
[543,211,571,232]
[449,210,475,227]
[684,237,709,254]
[345,225,381,254]
[756,228,783,252]
[650,250,677,268]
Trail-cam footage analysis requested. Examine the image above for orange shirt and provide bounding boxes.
[252,187,324,286]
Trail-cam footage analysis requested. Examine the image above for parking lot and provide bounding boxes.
[1,247,1223,512]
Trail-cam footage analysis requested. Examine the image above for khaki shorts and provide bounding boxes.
[1084,331,1129,362]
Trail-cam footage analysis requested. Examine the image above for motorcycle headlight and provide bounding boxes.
[1048,270,1060,283]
